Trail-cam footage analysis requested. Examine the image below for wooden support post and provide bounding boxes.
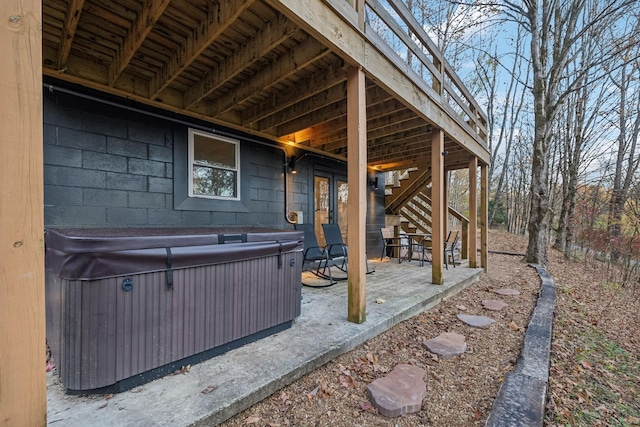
[469,157,478,268]
[356,0,365,29]
[461,221,468,260]
[480,163,489,272]
[432,57,443,95]
[431,129,445,285]
[346,66,367,323]
[0,0,46,424]
[443,168,449,236]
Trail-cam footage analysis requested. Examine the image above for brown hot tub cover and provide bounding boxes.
[45,227,303,393]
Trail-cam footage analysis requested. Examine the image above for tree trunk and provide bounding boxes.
[526,135,551,264]
[525,2,551,265]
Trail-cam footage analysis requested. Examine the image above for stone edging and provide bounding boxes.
[484,264,556,427]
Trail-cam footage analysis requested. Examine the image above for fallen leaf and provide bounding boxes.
[97,402,108,410]
[366,352,377,364]
[245,416,261,425]
[201,385,218,394]
[625,416,640,424]
[318,380,332,398]
[508,321,519,331]
[173,364,191,375]
[581,359,592,370]
[359,402,373,411]
[456,305,467,311]
[339,375,355,389]
[46,362,56,372]
[105,394,113,400]
[375,298,385,304]
[130,387,144,393]
[279,391,290,404]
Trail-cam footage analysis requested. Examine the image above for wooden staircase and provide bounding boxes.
[384,168,470,258]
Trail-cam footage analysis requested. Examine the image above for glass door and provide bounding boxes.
[314,172,348,246]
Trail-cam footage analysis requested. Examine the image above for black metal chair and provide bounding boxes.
[322,223,373,274]
[410,233,432,267]
[380,226,408,263]
[444,230,460,269]
[295,223,339,287]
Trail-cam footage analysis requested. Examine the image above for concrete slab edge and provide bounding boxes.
[192,270,483,426]
[484,264,556,427]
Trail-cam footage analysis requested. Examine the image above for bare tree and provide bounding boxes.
[495,0,638,264]
[552,16,616,256]
[606,21,640,241]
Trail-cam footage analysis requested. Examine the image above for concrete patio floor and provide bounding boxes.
[47,258,483,426]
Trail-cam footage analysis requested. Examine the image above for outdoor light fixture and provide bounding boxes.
[288,156,297,174]
[442,150,449,156]
[369,176,379,190]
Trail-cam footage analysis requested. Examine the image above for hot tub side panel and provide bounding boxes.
[50,251,302,392]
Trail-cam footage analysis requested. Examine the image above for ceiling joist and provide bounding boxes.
[57,0,85,70]
[109,0,172,87]
[151,0,255,99]
[184,13,298,109]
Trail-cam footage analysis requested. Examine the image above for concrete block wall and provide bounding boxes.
[43,89,293,229]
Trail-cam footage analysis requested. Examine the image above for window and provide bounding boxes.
[188,129,239,200]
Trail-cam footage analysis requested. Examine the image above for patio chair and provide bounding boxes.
[380,226,408,263]
[444,230,460,269]
[322,223,373,274]
[295,223,339,287]
[410,233,432,267]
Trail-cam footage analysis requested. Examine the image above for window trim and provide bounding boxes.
[188,129,240,201]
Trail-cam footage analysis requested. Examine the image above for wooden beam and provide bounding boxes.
[272,82,391,136]
[283,116,346,143]
[184,13,298,109]
[256,81,347,131]
[150,0,254,99]
[301,104,417,148]
[57,0,85,70]
[206,36,330,118]
[275,98,346,137]
[431,129,444,284]
[367,108,421,133]
[108,0,172,86]
[469,157,478,268]
[346,66,367,324]
[320,116,427,152]
[480,163,488,272]
[1,0,46,424]
[242,63,346,125]
[368,138,467,163]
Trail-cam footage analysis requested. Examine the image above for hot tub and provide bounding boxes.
[45,227,303,394]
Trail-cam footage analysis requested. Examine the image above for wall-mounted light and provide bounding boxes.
[369,176,379,190]
[287,156,297,174]
[442,150,449,156]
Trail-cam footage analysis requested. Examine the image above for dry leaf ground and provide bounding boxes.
[218,230,640,427]
[545,249,640,426]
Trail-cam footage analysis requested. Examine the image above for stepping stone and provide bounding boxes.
[482,299,508,311]
[456,313,495,328]
[493,288,520,296]
[367,364,426,417]
[423,332,466,359]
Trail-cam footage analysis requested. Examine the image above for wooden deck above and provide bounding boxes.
[42,0,490,171]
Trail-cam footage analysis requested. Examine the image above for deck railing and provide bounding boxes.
[363,0,488,146]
